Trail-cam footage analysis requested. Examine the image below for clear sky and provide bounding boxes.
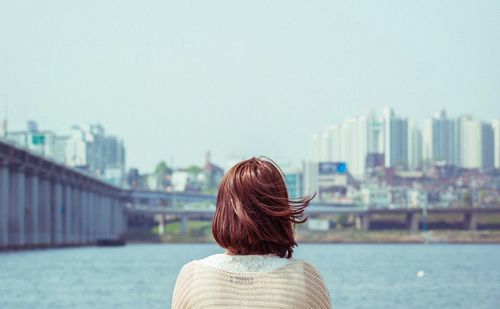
[1,1,499,172]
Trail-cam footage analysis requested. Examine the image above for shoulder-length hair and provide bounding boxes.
[212,157,315,258]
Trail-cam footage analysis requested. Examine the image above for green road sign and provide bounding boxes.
[32,134,45,145]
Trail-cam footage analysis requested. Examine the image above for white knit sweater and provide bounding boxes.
[172,253,331,308]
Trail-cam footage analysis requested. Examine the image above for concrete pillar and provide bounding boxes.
[109,198,116,239]
[362,214,370,231]
[9,166,26,246]
[107,197,112,238]
[64,184,72,244]
[464,212,477,231]
[355,214,370,231]
[406,213,419,233]
[120,201,127,237]
[26,172,40,246]
[72,187,80,244]
[156,215,165,235]
[89,190,94,243]
[87,191,94,242]
[93,193,99,240]
[0,160,9,248]
[53,181,63,245]
[180,215,188,234]
[118,201,125,238]
[103,195,109,239]
[96,193,102,240]
[81,190,89,244]
[355,215,361,230]
[38,177,51,245]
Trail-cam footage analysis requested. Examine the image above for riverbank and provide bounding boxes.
[125,224,500,244]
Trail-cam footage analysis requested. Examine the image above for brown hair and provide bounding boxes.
[212,157,314,258]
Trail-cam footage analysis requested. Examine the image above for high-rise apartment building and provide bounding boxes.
[492,119,500,169]
[407,120,422,170]
[481,122,494,170]
[383,108,408,169]
[423,110,460,166]
[459,115,482,169]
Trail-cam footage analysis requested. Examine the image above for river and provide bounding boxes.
[1,243,499,308]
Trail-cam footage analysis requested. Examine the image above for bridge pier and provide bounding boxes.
[406,213,419,233]
[0,160,9,247]
[355,214,370,231]
[82,190,88,243]
[25,172,40,246]
[464,212,477,231]
[180,215,189,234]
[71,187,79,244]
[39,177,51,245]
[156,215,165,235]
[63,183,72,244]
[86,191,93,243]
[9,166,26,247]
[53,181,63,245]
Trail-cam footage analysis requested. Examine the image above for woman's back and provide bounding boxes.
[171,158,332,308]
[172,254,331,309]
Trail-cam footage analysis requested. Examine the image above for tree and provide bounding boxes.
[155,161,173,175]
[187,165,202,176]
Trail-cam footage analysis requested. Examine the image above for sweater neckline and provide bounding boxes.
[196,253,297,274]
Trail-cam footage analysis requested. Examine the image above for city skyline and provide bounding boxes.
[3,107,499,174]
[1,1,500,171]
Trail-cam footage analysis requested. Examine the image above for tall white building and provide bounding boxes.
[492,119,500,169]
[302,161,319,197]
[459,115,482,169]
[311,114,373,180]
[422,110,460,166]
[407,120,422,171]
[383,108,408,169]
[367,113,384,154]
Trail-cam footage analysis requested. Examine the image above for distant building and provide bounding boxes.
[65,124,126,185]
[302,161,319,198]
[360,183,389,208]
[407,120,422,171]
[316,162,349,202]
[423,110,460,167]
[171,170,201,192]
[311,111,383,180]
[383,108,408,169]
[5,121,68,163]
[202,151,224,192]
[127,168,141,189]
[459,115,482,169]
[492,119,500,169]
[281,166,303,199]
[481,122,494,170]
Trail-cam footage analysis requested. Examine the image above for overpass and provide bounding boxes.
[0,139,127,250]
[126,204,500,233]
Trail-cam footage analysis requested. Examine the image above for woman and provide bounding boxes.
[172,157,331,308]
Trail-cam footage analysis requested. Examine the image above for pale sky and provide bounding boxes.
[1,1,499,172]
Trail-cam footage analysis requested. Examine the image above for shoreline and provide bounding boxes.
[125,230,500,244]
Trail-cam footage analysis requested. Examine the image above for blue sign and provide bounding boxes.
[318,162,347,175]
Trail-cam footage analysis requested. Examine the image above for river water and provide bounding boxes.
[0,243,499,308]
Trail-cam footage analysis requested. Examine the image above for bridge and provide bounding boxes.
[0,139,127,250]
[126,204,500,233]
[2,137,500,251]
